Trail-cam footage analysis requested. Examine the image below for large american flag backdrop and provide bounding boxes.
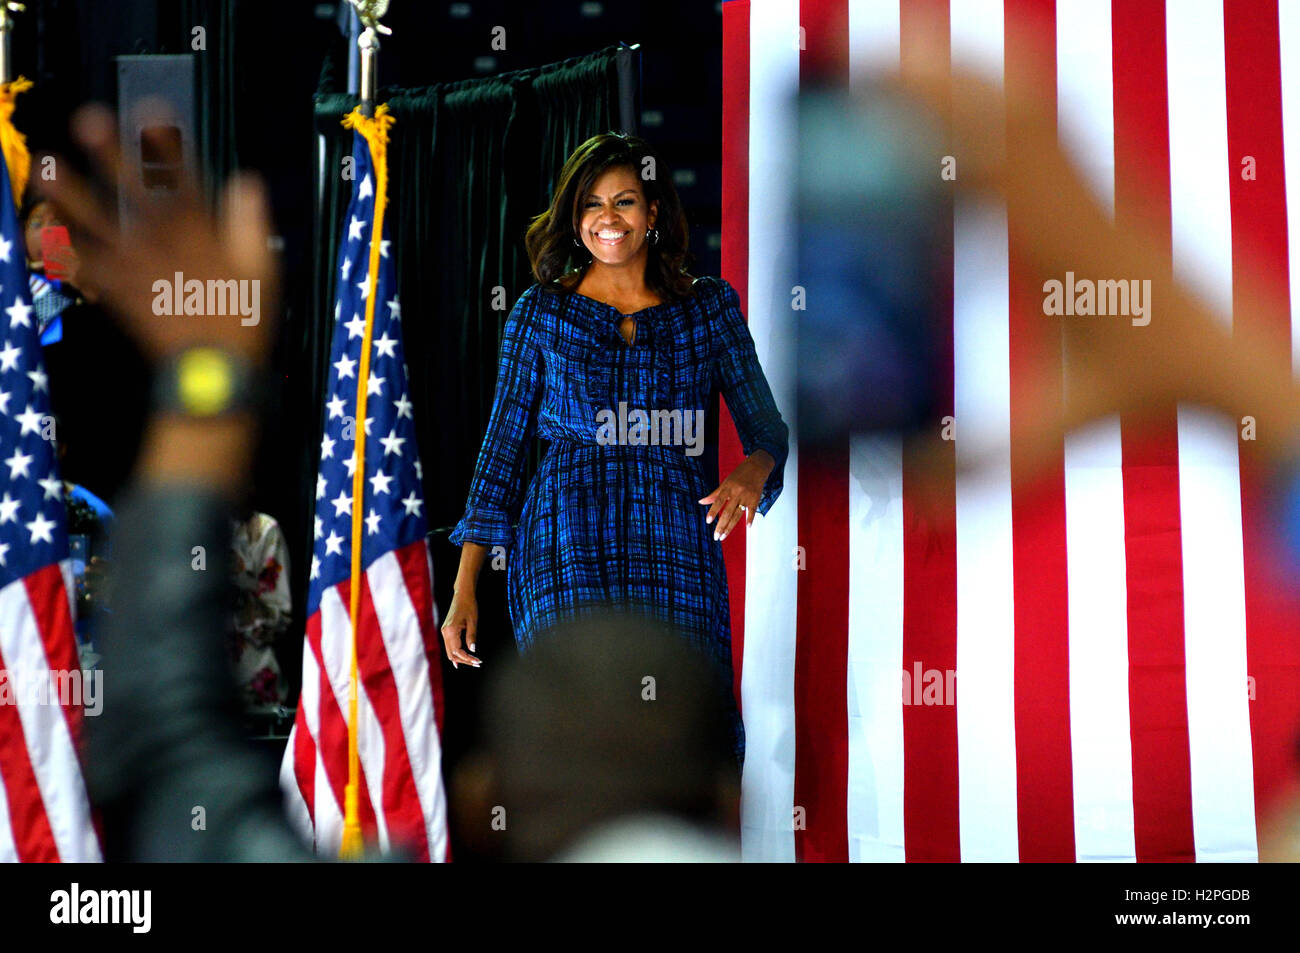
[721,0,1300,861]
[281,109,449,861]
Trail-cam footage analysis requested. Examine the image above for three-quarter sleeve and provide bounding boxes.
[709,277,790,515]
[450,285,545,549]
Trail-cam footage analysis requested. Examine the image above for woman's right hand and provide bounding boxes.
[440,587,482,669]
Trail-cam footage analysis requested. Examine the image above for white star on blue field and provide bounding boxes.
[0,162,66,588]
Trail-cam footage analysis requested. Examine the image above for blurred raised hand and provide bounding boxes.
[40,103,278,367]
[873,14,1300,485]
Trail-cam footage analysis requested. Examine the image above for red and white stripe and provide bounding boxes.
[280,540,449,861]
[0,564,101,862]
[722,0,1300,862]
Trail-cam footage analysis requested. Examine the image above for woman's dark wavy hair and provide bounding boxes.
[525,132,694,300]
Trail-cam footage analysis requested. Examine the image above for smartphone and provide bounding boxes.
[796,86,949,446]
[41,225,72,281]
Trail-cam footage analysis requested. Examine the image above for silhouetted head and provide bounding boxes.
[457,609,739,861]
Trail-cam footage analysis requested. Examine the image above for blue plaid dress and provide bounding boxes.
[450,275,789,760]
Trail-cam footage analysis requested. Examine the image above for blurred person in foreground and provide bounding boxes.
[41,104,314,861]
[453,610,740,862]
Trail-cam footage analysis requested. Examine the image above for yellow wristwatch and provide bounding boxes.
[153,346,258,418]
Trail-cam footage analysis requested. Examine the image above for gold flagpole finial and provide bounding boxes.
[347,0,391,36]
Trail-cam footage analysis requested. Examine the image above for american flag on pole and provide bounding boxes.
[722,0,1300,861]
[0,78,100,863]
[280,106,449,861]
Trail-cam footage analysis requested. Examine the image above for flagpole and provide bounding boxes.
[358,28,378,119]
[348,0,390,119]
[339,0,391,862]
[0,3,31,209]
[0,3,24,86]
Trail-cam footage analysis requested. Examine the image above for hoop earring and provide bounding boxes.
[573,237,582,248]
[647,228,659,245]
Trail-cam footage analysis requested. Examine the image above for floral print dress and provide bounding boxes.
[230,512,291,712]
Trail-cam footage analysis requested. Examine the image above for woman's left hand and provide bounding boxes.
[699,450,775,541]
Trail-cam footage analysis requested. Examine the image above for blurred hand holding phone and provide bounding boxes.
[41,225,74,282]
[796,85,949,449]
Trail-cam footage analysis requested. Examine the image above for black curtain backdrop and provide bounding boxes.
[293,45,636,793]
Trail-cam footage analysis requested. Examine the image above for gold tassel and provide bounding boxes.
[341,104,394,217]
[339,784,364,860]
[0,77,33,206]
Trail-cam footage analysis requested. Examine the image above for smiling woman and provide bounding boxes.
[523,132,695,303]
[442,132,790,768]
